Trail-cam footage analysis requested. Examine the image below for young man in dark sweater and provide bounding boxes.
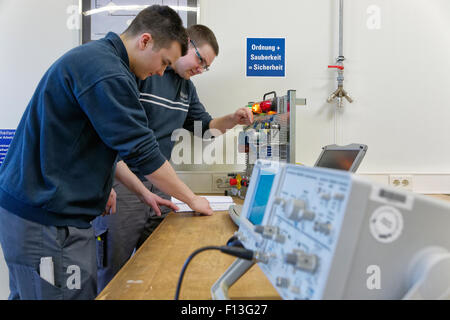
[94,25,254,293]
[0,6,212,300]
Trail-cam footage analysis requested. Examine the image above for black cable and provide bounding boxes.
[174,246,220,300]
[174,245,255,300]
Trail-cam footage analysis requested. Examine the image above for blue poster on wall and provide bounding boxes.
[0,129,15,166]
[247,38,285,77]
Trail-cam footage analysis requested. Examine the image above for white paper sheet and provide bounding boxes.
[171,196,235,212]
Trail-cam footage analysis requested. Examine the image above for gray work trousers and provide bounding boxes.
[92,180,171,294]
[0,206,97,300]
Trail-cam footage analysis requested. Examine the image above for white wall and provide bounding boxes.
[0,0,80,300]
[3,1,447,175]
[192,0,450,178]
[0,0,79,128]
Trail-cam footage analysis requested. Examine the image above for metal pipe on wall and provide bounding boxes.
[339,0,343,59]
[327,0,353,108]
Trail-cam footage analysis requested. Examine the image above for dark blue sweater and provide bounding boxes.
[0,32,166,228]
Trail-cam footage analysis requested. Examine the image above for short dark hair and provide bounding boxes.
[187,24,219,56]
[122,5,188,56]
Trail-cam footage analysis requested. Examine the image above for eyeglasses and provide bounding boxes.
[190,39,209,72]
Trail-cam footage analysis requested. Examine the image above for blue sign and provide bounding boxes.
[0,129,15,166]
[247,38,285,77]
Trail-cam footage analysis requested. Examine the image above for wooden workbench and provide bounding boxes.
[96,197,280,300]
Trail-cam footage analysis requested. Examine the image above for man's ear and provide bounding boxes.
[138,33,154,50]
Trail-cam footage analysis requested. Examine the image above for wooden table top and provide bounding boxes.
[96,197,280,300]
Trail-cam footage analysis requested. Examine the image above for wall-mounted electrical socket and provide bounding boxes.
[212,174,230,193]
[389,175,413,191]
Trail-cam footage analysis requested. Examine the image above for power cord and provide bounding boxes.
[174,245,254,300]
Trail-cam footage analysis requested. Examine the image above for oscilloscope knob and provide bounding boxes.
[285,250,318,273]
[273,197,286,206]
[302,210,316,221]
[283,199,305,220]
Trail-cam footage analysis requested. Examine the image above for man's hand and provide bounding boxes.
[187,195,214,216]
[102,188,117,216]
[232,107,254,126]
[139,190,180,217]
[209,107,254,134]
